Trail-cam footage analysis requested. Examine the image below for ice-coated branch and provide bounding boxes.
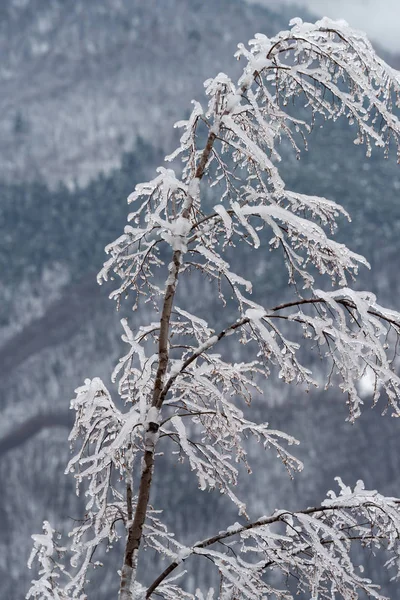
[146,480,400,599]
[27,16,400,600]
[27,521,70,600]
[159,316,250,404]
[235,287,400,421]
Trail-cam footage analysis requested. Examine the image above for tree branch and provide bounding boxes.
[270,296,400,328]
[146,499,400,597]
[158,317,250,405]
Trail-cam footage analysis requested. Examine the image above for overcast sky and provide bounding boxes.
[247,0,400,53]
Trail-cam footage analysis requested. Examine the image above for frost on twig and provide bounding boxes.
[147,480,400,599]
[26,521,70,600]
[28,16,400,600]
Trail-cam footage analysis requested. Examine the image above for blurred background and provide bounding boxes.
[1,1,400,597]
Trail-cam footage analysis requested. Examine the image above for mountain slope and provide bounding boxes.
[2,1,400,598]
[0,0,293,186]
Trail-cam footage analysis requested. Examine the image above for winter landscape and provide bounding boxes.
[2,1,400,599]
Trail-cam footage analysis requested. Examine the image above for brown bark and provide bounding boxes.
[124,449,154,566]
[152,248,182,410]
[119,126,218,599]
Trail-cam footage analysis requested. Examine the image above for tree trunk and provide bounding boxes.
[118,127,218,599]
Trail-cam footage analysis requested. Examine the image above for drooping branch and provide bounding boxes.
[146,482,400,598]
[27,17,400,600]
[270,296,400,329]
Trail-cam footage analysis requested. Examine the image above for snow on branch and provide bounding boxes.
[272,288,400,420]
[147,316,303,514]
[235,17,400,159]
[112,318,158,419]
[98,15,400,310]
[27,522,70,600]
[147,480,400,599]
[28,16,400,600]
[240,202,368,286]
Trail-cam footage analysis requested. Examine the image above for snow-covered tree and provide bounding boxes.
[28,17,400,600]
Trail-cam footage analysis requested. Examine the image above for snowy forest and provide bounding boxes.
[2,1,400,599]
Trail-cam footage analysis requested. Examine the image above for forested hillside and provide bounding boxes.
[1,1,400,598]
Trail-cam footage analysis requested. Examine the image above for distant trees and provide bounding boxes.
[0,137,158,287]
[13,111,29,136]
[28,17,400,599]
